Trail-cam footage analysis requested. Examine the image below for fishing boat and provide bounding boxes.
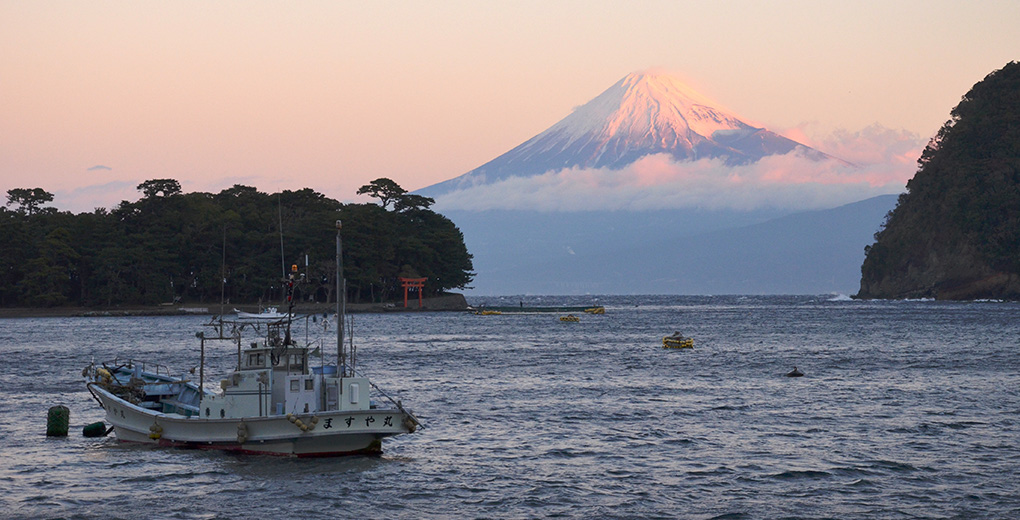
[83,221,419,457]
[560,314,580,322]
[662,332,694,349]
[232,306,290,321]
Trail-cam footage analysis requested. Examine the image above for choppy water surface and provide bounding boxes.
[2,295,1019,519]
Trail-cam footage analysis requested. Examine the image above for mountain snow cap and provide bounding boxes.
[546,70,755,147]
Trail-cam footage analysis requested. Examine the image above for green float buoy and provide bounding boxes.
[82,421,108,438]
[46,405,70,437]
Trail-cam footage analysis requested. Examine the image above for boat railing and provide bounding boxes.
[109,358,175,378]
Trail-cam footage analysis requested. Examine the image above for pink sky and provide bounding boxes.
[2,1,1018,213]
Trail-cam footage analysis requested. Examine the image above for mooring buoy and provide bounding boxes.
[82,421,109,438]
[46,405,70,437]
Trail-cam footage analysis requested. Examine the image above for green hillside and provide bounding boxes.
[858,61,1020,300]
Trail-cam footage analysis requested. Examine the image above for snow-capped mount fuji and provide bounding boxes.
[421,70,837,196]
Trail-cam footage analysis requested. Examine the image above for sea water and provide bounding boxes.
[1,295,1018,519]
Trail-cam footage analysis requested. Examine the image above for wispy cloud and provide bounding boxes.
[86,165,113,171]
[434,125,925,212]
[787,123,927,168]
[53,181,137,213]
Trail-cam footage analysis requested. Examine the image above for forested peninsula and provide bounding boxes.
[1,178,473,309]
[858,61,1020,300]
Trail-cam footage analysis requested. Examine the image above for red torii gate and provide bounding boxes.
[399,277,426,308]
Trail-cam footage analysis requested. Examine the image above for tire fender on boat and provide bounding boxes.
[236,421,248,444]
[403,416,417,433]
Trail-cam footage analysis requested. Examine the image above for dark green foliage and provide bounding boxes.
[6,188,54,216]
[357,178,407,210]
[357,178,436,212]
[0,181,473,307]
[136,179,183,198]
[859,61,1020,299]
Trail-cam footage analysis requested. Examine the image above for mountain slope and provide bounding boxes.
[446,194,897,295]
[422,71,837,195]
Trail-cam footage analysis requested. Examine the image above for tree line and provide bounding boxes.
[859,61,1020,299]
[1,178,474,307]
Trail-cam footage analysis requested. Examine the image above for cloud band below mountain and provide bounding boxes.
[434,126,924,212]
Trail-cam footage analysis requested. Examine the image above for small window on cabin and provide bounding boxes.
[305,379,314,391]
[248,353,264,367]
[290,380,300,392]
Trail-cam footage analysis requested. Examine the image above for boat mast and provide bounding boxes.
[219,225,226,320]
[278,193,286,282]
[336,220,345,377]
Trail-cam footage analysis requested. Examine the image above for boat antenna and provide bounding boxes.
[336,219,346,376]
[219,224,226,321]
[284,266,295,346]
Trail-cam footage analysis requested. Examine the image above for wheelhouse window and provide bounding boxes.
[289,354,305,371]
[247,353,265,368]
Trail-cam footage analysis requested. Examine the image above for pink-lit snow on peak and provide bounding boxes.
[544,70,752,144]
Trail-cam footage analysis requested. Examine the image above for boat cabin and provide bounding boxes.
[199,326,371,420]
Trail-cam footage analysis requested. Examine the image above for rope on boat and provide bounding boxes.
[361,375,425,430]
[85,382,106,410]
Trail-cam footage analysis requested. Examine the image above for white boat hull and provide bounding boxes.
[91,384,412,457]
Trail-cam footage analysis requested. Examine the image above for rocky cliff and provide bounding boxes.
[857,62,1020,300]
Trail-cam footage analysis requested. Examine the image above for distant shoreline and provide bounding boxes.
[0,293,469,318]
